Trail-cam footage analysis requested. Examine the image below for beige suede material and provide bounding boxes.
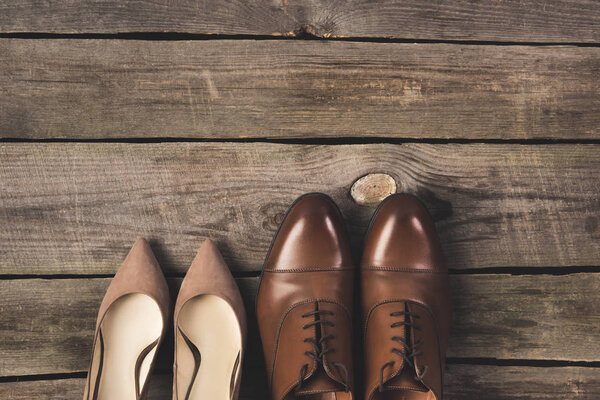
[172,239,247,400]
[96,238,171,328]
[83,238,171,400]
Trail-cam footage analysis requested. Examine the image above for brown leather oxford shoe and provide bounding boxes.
[257,193,355,400]
[361,194,452,400]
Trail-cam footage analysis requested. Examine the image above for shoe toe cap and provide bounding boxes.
[361,195,446,272]
[265,193,353,271]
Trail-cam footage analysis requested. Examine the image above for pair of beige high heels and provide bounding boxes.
[83,239,247,400]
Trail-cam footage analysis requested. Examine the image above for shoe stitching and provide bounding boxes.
[362,266,447,274]
[264,267,355,273]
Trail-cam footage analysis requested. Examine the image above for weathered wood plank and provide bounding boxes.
[0,375,176,400]
[1,1,599,43]
[2,40,599,140]
[444,365,600,399]
[449,274,600,362]
[0,374,262,399]
[2,365,599,400]
[0,278,265,378]
[1,143,599,274]
[1,274,600,377]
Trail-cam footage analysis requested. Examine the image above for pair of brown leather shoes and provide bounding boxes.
[83,239,247,400]
[257,193,452,400]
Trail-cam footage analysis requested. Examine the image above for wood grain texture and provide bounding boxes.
[0,374,262,400]
[0,278,265,378]
[2,365,600,400]
[1,0,599,43]
[1,274,600,377]
[1,142,599,275]
[443,365,600,399]
[2,39,600,140]
[450,274,600,362]
[0,375,177,400]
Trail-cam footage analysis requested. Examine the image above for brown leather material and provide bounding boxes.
[271,301,320,399]
[264,193,353,271]
[83,238,171,400]
[257,193,355,400]
[386,362,428,393]
[361,195,452,400]
[172,239,247,400]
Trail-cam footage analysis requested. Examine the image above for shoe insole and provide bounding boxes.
[93,293,163,400]
[176,294,242,400]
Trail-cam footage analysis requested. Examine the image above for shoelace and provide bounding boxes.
[378,310,428,392]
[295,308,350,392]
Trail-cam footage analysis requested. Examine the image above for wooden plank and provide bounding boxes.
[1,1,599,43]
[444,365,600,399]
[2,365,600,399]
[1,142,599,275]
[0,374,263,399]
[0,375,176,400]
[2,274,600,377]
[0,278,264,377]
[449,274,600,362]
[2,39,600,140]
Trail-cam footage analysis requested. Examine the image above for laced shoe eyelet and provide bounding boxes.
[296,307,350,391]
[379,310,428,391]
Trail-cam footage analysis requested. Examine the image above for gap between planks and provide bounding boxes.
[2,266,600,280]
[3,32,600,48]
[1,0,600,43]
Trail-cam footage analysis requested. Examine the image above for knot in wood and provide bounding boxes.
[350,173,397,205]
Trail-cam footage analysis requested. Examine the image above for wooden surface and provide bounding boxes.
[0,373,264,400]
[2,274,600,377]
[444,365,600,399]
[1,0,599,398]
[2,40,600,140]
[1,275,599,398]
[3,365,600,400]
[1,0,600,43]
[1,143,599,275]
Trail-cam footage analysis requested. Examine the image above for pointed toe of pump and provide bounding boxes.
[183,239,235,294]
[117,238,163,279]
[100,238,171,323]
[190,239,228,275]
[109,238,171,313]
[175,239,247,336]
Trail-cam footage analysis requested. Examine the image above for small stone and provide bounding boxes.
[350,173,397,205]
